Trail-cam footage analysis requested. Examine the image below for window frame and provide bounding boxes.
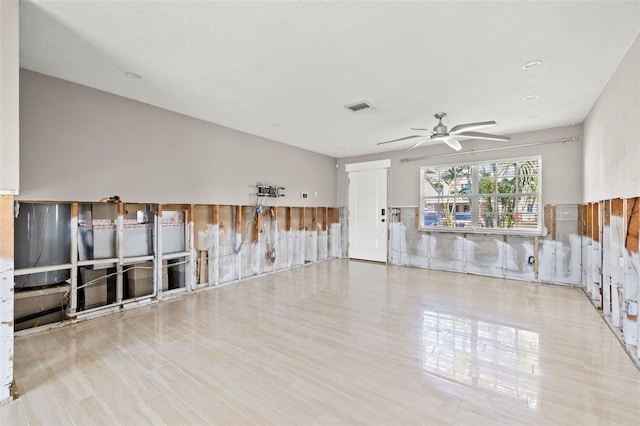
[419,155,543,236]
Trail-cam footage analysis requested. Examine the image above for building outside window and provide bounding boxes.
[420,156,542,234]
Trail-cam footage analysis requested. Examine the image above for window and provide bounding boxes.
[420,156,541,234]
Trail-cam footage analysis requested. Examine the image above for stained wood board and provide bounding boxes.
[626,198,639,254]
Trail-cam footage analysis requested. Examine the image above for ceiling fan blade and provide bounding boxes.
[410,128,434,133]
[403,138,428,152]
[443,136,462,151]
[450,121,496,134]
[377,135,423,146]
[455,131,510,142]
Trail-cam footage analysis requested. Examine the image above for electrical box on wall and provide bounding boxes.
[256,184,285,198]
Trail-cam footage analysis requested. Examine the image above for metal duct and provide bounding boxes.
[14,203,71,288]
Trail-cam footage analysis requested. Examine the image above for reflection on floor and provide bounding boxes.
[421,310,540,408]
[2,259,640,424]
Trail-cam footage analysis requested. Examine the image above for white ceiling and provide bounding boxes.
[19,1,640,158]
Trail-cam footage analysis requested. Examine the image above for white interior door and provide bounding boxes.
[348,168,388,262]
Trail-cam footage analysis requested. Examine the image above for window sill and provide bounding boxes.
[417,226,544,237]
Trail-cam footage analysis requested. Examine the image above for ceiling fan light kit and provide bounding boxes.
[377,112,510,152]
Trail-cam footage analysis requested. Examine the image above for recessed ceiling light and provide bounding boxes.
[522,60,542,70]
[124,71,142,79]
[524,95,538,101]
[338,146,347,151]
[271,123,281,128]
[528,114,540,119]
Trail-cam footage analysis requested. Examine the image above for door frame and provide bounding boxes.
[345,159,391,262]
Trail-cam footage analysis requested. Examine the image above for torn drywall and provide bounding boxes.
[339,207,348,258]
[217,227,238,284]
[329,223,342,259]
[317,229,328,261]
[305,230,318,263]
[466,235,504,278]
[388,205,581,286]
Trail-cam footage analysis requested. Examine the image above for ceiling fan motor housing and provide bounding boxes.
[433,112,448,136]
[433,123,448,136]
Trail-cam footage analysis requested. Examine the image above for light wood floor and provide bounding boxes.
[3,259,640,424]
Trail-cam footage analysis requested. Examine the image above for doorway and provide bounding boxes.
[346,160,389,262]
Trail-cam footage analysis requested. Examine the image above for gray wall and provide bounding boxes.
[337,125,583,208]
[583,33,639,203]
[20,70,337,206]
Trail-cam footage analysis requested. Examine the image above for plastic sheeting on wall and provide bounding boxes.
[389,205,581,286]
[210,220,343,285]
[317,229,328,261]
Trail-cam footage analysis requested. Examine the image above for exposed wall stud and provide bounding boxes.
[188,205,196,291]
[603,200,612,317]
[116,202,125,303]
[69,202,78,316]
[534,236,539,280]
[213,205,220,224]
[594,202,601,243]
[155,204,163,300]
[236,206,243,280]
[255,206,261,243]
[322,207,328,231]
[312,207,318,231]
[626,197,639,254]
[235,205,242,233]
[598,201,603,310]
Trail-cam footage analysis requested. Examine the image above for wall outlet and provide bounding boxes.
[300,192,308,199]
[628,301,638,316]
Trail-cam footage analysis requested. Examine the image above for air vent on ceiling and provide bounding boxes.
[345,101,375,113]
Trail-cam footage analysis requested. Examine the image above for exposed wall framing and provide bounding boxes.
[626,198,639,254]
[276,207,287,230]
[194,205,215,285]
[582,196,640,368]
[389,204,582,285]
[12,200,345,333]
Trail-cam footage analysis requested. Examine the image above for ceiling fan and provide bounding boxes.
[377,112,510,152]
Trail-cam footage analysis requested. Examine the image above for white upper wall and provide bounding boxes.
[19,70,337,206]
[583,33,640,203]
[0,0,19,194]
[337,125,583,208]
